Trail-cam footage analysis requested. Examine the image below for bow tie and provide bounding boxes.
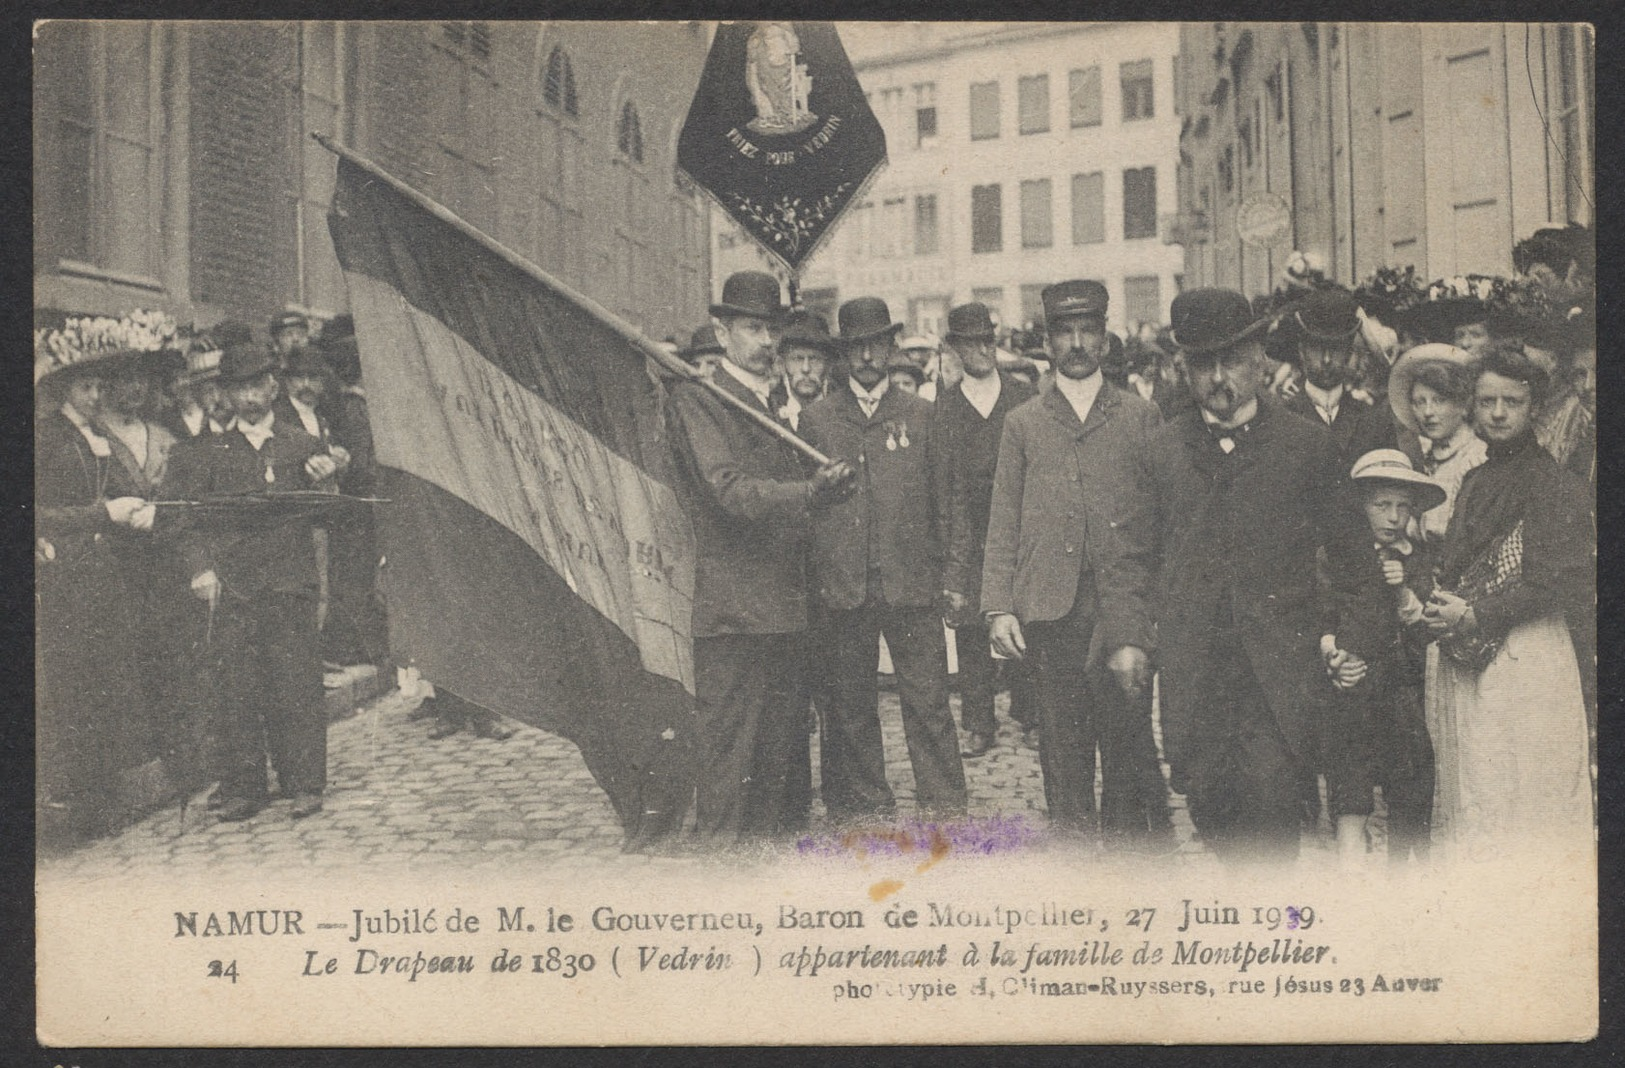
[1205,419,1253,453]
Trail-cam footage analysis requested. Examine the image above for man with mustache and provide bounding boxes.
[665,272,856,841]
[800,296,968,823]
[1146,289,1342,862]
[1280,287,1397,475]
[980,281,1165,846]
[166,343,347,822]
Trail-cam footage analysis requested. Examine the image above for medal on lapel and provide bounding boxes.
[264,460,276,485]
[897,421,910,449]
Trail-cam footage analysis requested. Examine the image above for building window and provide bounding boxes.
[1173,53,1183,115]
[1018,74,1050,134]
[1124,275,1163,327]
[1069,67,1102,128]
[1071,171,1105,245]
[971,183,1002,253]
[970,80,1000,140]
[1239,117,1253,170]
[1123,166,1158,240]
[290,21,350,312]
[430,21,499,231]
[616,101,644,163]
[1121,58,1155,121]
[543,45,579,118]
[1220,146,1234,193]
[1019,284,1046,328]
[971,287,1004,318]
[1020,178,1052,248]
[1554,24,1593,223]
[914,193,939,255]
[880,196,907,258]
[34,21,160,277]
[914,82,938,147]
[845,201,873,263]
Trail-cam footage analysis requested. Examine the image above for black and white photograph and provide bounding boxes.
[32,19,1598,1045]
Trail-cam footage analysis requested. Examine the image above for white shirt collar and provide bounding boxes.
[1425,422,1477,461]
[61,402,112,458]
[719,357,775,408]
[1200,395,1260,432]
[288,396,322,438]
[1304,381,1344,421]
[849,375,889,412]
[181,405,206,437]
[1129,372,1156,401]
[237,411,277,450]
[1052,370,1103,426]
[959,371,1002,418]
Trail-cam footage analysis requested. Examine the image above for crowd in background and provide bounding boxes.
[36,219,1596,861]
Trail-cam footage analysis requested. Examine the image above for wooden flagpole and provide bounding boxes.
[312,133,833,467]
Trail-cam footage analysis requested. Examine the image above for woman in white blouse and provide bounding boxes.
[1387,344,1487,544]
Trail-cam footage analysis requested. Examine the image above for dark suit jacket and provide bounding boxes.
[163,415,331,601]
[933,373,1036,622]
[1282,387,1399,474]
[800,384,942,611]
[1323,531,1435,673]
[665,369,813,637]
[980,382,1160,657]
[1146,396,1341,771]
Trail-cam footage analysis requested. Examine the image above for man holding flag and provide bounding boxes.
[665,271,856,841]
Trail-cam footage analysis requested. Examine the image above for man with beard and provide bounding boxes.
[934,302,1036,759]
[766,310,840,832]
[268,311,311,369]
[1280,288,1396,475]
[1146,289,1342,862]
[165,343,347,821]
[772,310,836,432]
[981,281,1164,845]
[801,296,968,823]
[665,272,856,841]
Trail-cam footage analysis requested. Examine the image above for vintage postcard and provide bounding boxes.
[34,19,1597,1046]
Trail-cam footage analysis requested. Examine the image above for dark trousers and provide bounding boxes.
[1005,656,1039,729]
[214,592,327,802]
[1181,628,1305,861]
[1321,661,1433,861]
[693,632,802,840]
[953,621,998,737]
[322,517,388,667]
[779,612,834,835]
[822,602,967,821]
[1027,608,1167,839]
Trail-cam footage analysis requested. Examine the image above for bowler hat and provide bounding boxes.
[837,297,903,343]
[683,324,726,361]
[1404,296,1485,344]
[1348,449,1447,513]
[206,319,255,350]
[1290,288,1361,342]
[1169,288,1271,354]
[1042,280,1109,324]
[779,311,840,356]
[945,302,998,341]
[710,271,784,321]
[884,350,927,383]
[284,345,334,379]
[217,342,279,384]
[269,310,309,335]
[1387,343,1479,433]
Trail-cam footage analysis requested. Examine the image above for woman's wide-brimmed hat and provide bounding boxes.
[1387,342,1478,433]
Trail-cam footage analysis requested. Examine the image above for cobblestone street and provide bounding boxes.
[40,684,1360,880]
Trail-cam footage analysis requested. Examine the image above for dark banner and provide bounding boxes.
[678,21,886,275]
[327,156,697,847]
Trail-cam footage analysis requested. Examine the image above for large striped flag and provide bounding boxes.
[325,145,697,848]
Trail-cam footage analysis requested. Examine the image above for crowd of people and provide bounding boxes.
[37,220,1596,864]
[668,221,1594,864]
[35,310,398,841]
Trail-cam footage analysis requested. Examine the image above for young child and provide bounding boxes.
[1320,449,1445,865]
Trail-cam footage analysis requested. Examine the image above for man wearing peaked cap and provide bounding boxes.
[664,272,856,842]
[1279,287,1400,474]
[980,280,1168,847]
[799,296,968,822]
[770,310,838,433]
[934,300,1037,758]
[1147,287,1344,862]
[163,340,349,823]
